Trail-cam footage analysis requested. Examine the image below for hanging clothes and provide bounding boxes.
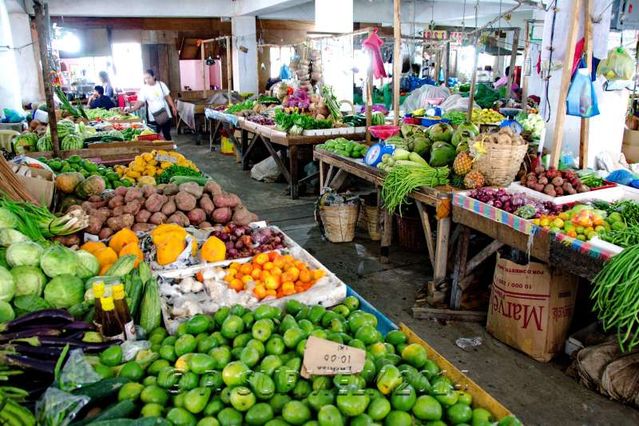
[362,28,387,79]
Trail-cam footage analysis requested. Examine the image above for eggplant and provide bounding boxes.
[36,336,118,352]
[12,344,65,359]
[2,353,56,374]
[0,328,61,343]
[1,310,73,332]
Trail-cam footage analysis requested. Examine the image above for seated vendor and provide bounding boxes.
[87,85,116,109]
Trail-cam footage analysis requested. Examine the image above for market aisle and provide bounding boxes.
[175,133,639,425]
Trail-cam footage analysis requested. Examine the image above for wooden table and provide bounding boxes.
[313,149,453,302]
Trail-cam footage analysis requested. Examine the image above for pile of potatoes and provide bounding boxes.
[70,181,258,239]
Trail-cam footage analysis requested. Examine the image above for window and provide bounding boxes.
[270,46,294,79]
[111,42,143,90]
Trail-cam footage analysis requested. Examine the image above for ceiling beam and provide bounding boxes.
[233,0,311,16]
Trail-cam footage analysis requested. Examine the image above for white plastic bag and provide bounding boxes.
[251,152,284,182]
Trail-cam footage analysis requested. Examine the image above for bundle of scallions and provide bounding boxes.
[592,244,639,351]
[0,199,89,241]
[381,164,450,214]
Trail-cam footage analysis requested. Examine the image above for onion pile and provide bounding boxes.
[210,224,286,259]
[469,188,564,218]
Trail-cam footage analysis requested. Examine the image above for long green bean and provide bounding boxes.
[381,165,449,214]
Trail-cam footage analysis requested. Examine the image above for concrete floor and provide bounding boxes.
[176,133,639,426]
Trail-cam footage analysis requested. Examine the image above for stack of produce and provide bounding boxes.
[209,224,287,260]
[316,138,367,158]
[470,108,505,125]
[70,181,258,238]
[224,251,325,300]
[274,109,333,136]
[86,108,138,121]
[46,156,130,190]
[12,132,38,154]
[156,165,203,185]
[376,148,432,172]
[521,166,589,196]
[592,200,638,247]
[64,299,519,426]
[468,188,564,218]
[114,150,199,186]
[82,228,143,274]
[532,205,611,241]
[225,100,256,115]
[382,163,450,213]
[0,377,35,425]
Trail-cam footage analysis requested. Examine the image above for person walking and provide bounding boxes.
[127,69,177,140]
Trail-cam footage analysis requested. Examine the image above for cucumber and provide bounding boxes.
[169,175,209,186]
[84,400,136,425]
[106,255,137,277]
[408,152,428,165]
[72,378,130,400]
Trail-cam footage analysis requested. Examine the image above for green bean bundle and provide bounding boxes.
[592,244,639,351]
[599,224,639,248]
[381,164,449,214]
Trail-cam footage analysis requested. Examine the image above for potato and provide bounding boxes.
[142,185,157,198]
[145,193,167,213]
[124,188,144,203]
[199,194,215,215]
[161,196,177,216]
[81,201,94,211]
[204,180,222,196]
[179,182,204,199]
[53,234,80,247]
[187,208,206,226]
[163,183,179,196]
[108,195,125,209]
[96,207,112,221]
[212,207,232,224]
[114,186,128,197]
[88,195,103,203]
[112,206,125,217]
[123,199,143,215]
[107,213,134,232]
[175,192,197,211]
[149,212,167,225]
[121,213,135,228]
[99,227,114,240]
[199,221,213,229]
[232,205,258,226]
[167,211,190,227]
[135,209,152,223]
[87,215,104,235]
[132,223,156,233]
[213,193,240,208]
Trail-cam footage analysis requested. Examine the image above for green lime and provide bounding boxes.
[318,404,344,426]
[163,335,177,346]
[188,353,216,375]
[266,335,285,355]
[143,376,157,387]
[209,346,232,369]
[166,407,197,426]
[147,359,170,376]
[269,393,292,414]
[282,400,311,425]
[211,331,229,347]
[140,385,168,405]
[354,325,381,345]
[457,391,473,406]
[118,361,144,381]
[385,330,408,346]
[203,398,225,417]
[283,327,305,348]
[383,410,412,426]
[179,371,199,391]
[241,346,261,367]
[234,333,253,348]
[246,339,265,356]
[200,371,224,391]
[197,418,220,426]
[242,312,255,328]
[422,359,441,379]
[311,376,332,391]
[141,402,164,417]
[176,322,189,337]
[253,319,274,342]
[498,415,523,426]
[184,387,212,414]
[249,371,276,400]
[230,386,256,411]
[472,407,494,425]
[292,379,311,399]
[217,407,244,426]
[447,402,473,424]
[186,314,212,334]
[350,414,375,426]
[401,343,428,368]
[94,363,113,379]
[413,395,442,421]
[258,355,283,376]
[99,345,122,367]
[332,304,350,317]
[214,306,231,327]
[390,383,416,411]
[367,397,391,420]
[343,295,360,311]
[118,382,144,401]
[175,334,197,356]
[308,389,336,411]
[245,402,275,425]
[336,392,370,417]
[198,336,218,353]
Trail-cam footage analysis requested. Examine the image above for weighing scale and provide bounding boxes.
[499,108,523,134]
[364,125,401,167]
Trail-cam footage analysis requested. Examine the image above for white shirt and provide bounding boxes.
[140,81,171,120]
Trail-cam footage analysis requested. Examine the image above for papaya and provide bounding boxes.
[55,172,85,194]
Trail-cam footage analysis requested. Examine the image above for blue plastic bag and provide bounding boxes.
[278,64,292,80]
[566,67,599,118]
[606,169,637,185]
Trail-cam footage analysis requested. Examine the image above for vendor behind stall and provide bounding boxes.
[86,85,116,109]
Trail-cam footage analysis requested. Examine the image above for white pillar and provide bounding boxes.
[538,0,619,168]
[231,16,258,94]
[0,0,23,110]
[9,8,41,105]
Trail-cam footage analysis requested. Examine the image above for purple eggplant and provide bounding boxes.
[12,344,65,359]
[0,328,61,343]
[35,336,118,352]
[2,353,56,374]
[1,310,73,332]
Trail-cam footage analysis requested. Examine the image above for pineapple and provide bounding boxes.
[464,170,485,189]
[453,152,473,176]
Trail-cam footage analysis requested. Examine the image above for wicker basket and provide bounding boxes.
[319,204,360,243]
[473,142,528,186]
[364,205,381,241]
[395,215,426,250]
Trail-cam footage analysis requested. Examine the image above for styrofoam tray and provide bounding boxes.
[588,236,624,255]
[508,182,625,205]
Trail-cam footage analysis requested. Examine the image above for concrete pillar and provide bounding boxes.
[537,0,619,168]
[231,16,258,94]
[9,8,42,105]
[0,0,23,110]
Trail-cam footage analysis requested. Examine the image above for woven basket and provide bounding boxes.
[364,205,381,241]
[319,204,359,243]
[473,142,528,186]
[395,215,426,250]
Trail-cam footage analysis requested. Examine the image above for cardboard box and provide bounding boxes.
[486,254,578,362]
[15,166,54,207]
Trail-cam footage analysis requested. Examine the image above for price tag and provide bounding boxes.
[302,336,366,377]
[156,154,178,164]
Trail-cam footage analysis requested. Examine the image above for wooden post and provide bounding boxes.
[200,42,206,90]
[467,40,480,123]
[392,0,401,126]
[507,28,520,99]
[226,36,233,102]
[33,0,59,157]
[445,41,451,85]
[550,1,581,168]
[579,0,593,169]
[365,29,374,145]
[521,21,530,112]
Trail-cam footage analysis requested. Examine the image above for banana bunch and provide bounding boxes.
[471,108,505,124]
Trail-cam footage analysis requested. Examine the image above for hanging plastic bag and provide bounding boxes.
[278,64,292,80]
[597,47,634,81]
[566,67,599,118]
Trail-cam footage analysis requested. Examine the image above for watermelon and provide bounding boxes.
[61,134,84,151]
[54,119,77,140]
[36,135,53,152]
[107,130,124,140]
[13,132,38,154]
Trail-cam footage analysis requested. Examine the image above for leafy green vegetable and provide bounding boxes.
[274,110,333,134]
[156,165,202,184]
[6,241,43,267]
[0,229,29,247]
[225,100,256,114]
[0,301,14,322]
[0,208,18,229]
[0,266,15,302]
[44,274,84,308]
[381,164,450,214]
[11,265,47,297]
[75,250,99,279]
[40,245,78,278]
[12,295,51,316]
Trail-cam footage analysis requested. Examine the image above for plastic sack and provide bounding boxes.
[1,108,26,123]
[36,387,90,426]
[278,64,292,80]
[597,47,634,81]
[606,169,637,185]
[121,339,150,361]
[58,349,101,392]
[566,68,599,118]
[250,152,284,182]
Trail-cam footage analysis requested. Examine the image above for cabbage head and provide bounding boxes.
[40,245,78,278]
[13,295,51,316]
[0,266,15,302]
[0,229,29,247]
[11,265,47,297]
[0,208,18,229]
[75,250,99,279]
[0,301,15,322]
[6,241,43,267]
[44,274,83,308]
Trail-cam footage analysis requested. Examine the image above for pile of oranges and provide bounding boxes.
[223,251,325,300]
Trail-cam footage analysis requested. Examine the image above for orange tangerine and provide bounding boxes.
[287,267,300,281]
[299,269,312,283]
[263,262,274,271]
[253,285,267,299]
[265,289,277,297]
[241,275,253,285]
[268,251,278,261]
[229,262,241,270]
[230,279,244,291]
[282,255,294,263]
[254,253,269,265]
[240,263,253,275]
[294,260,306,270]
[270,267,283,276]
[235,272,244,280]
[312,269,325,280]
[251,269,262,280]
[264,275,280,290]
[260,270,271,281]
[281,282,295,296]
[273,257,285,269]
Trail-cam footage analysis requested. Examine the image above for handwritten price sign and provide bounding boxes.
[302,336,366,377]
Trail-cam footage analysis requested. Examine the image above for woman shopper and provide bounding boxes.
[98,71,115,101]
[127,69,177,140]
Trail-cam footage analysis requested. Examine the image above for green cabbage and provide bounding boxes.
[0,266,15,302]
[0,248,7,269]
[0,229,29,247]
[11,265,47,297]
[40,245,78,278]
[0,301,15,322]
[13,295,51,316]
[6,241,43,267]
[75,250,99,279]
[0,208,18,229]
[44,274,83,308]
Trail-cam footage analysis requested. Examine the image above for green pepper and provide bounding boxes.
[183,387,211,414]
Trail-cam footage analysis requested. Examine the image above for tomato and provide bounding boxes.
[252,319,274,342]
